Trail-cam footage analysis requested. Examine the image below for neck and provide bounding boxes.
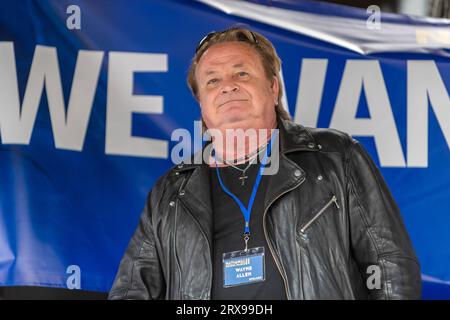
[208,120,277,167]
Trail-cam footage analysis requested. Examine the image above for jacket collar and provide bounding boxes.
[278,118,320,154]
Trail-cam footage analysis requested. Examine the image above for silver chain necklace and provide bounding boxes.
[226,156,258,186]
[214,141,269,165]
[214,143,268,186]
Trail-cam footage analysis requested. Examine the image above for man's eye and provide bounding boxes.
[207,78,218,85]
[238,71,249,77]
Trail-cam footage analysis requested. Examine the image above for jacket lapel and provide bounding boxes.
[177,164,213,252]
[263,119,318,210]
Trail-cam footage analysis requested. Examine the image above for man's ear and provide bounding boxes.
[271,76,279,102]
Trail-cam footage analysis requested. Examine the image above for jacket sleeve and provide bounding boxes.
[108,193,166,300]
[345,138,421,299]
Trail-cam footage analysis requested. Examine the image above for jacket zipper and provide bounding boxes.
[173,176,196,299]
[263,175,306,300]
[173,199,183,299]
[299,195,340,233]
[177,199,213,300]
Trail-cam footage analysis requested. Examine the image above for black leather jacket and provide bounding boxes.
[108,119,421,300]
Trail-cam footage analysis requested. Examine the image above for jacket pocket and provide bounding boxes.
[299,195,340,234]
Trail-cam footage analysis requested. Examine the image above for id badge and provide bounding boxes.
[222,246,265,288]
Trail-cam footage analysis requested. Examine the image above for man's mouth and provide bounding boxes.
[219,99,248,107]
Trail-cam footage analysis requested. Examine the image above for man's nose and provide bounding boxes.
[221,80,239,94]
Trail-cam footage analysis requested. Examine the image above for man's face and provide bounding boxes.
[195,41,279,132]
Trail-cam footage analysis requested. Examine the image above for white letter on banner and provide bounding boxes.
[329,60,405,167]
[0,42,103,150]
[106,52,168,158]
[293,59,328,127]
[407,60,450,168]
[278,68,290,117]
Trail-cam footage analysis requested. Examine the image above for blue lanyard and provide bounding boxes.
[213,130,278,248]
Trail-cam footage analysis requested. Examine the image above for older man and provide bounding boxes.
[108,27,421,300]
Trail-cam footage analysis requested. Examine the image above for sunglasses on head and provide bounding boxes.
[195,29,259,54]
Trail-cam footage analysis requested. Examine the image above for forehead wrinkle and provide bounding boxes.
[202,61,254,77]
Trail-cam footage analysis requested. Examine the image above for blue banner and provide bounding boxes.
[0,0,449,298]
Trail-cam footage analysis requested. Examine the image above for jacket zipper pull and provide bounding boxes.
[332,195,340,209]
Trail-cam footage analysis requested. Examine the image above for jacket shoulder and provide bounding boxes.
[143,166,179,211]
[302,125,355,154]
[281,119,355,152]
